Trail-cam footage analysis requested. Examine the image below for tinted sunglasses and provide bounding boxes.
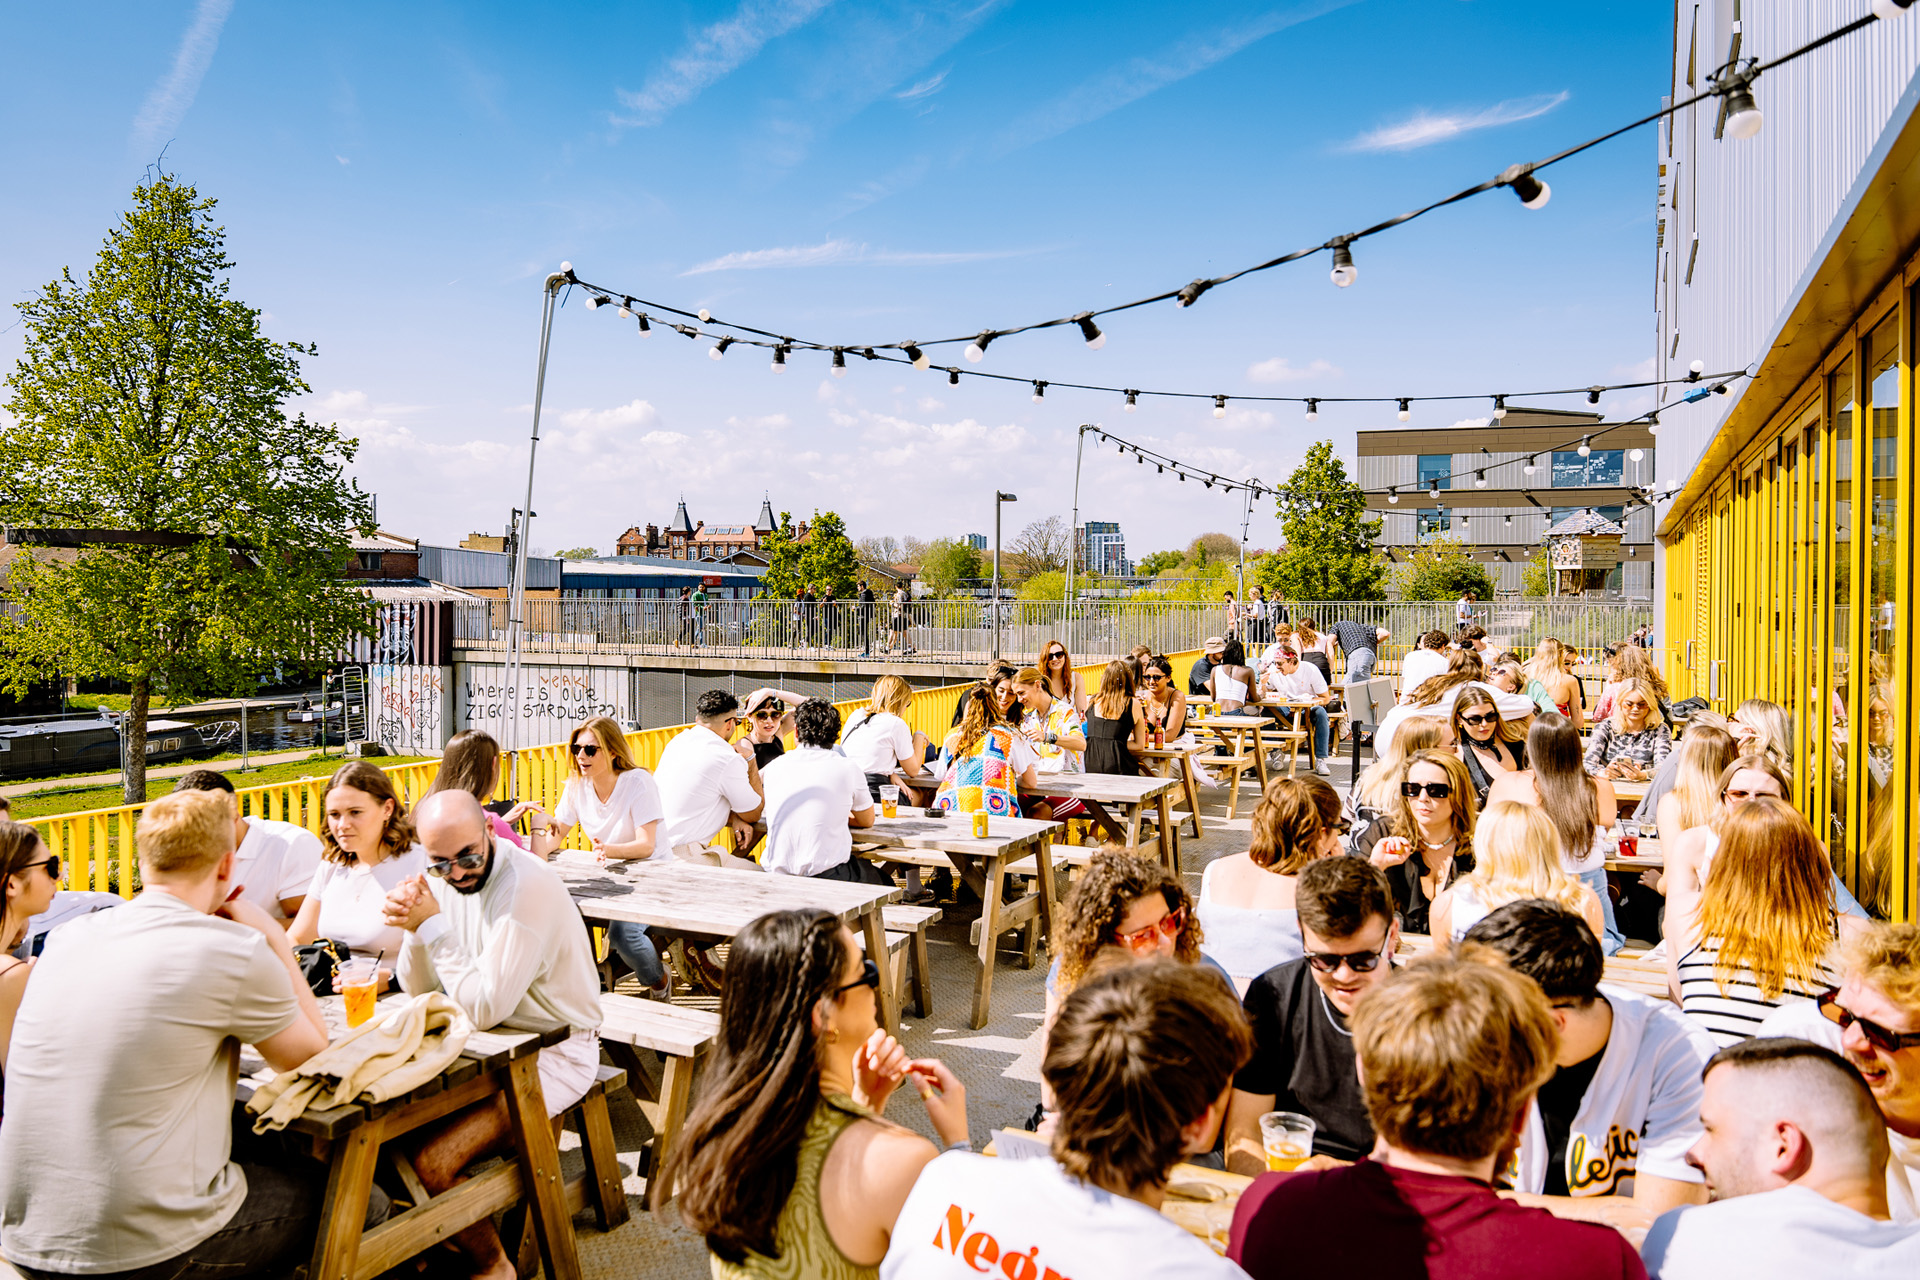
[1818,988,1920,1052]
[1115,904,1186,954]
[1722,787,1781,803]
[427,846,489,878]
[835,958,882,996]
[1401,781,1453,800]
[19,855,59,881]
[571,742,599,757]
[1458,711,1498,728]
[751,707,783,720]
[1305,938,1388,975]
[1047,651,1067,660]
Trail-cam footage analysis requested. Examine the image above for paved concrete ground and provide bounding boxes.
[558,755,1348,1279]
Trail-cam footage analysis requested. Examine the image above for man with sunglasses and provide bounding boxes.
[1759,922,1920,1221]
[1225,857,1400,1173]
[1642,1038,1920,1276]
[383,789,604,1280]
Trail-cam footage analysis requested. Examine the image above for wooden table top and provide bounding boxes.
[1190,714,1275,728]
[864,811,1060,856]
[553,851,897,931]
[1138,743,1210,760]
[1018,772,1180,802]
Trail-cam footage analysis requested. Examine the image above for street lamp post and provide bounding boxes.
[993,491,1018,661]
[1236,477,1262,605]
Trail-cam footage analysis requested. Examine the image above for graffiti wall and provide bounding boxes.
[367,665,450,755]
[456,663,630,745]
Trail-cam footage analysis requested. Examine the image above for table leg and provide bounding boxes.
[968,855,1003,1029]
[1156,790,1179,876]
[647,1051,699,1211]
[1080,796,1127,846]
[1180,753,1204,839]
[859,906,901,1035]
[1123,801,1143,851]
[1032,836,1057,941]
[310,1122,382,1280]
[503,1055,585,1280]
[1251,725,1271,788]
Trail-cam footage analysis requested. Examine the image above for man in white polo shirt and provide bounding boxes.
[172,768,322,923]
[653,689,765,871]
[761,698,885,883]
[384,790,604,1280]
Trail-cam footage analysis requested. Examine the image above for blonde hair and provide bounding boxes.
[1358,718,1447,812]
[1407,650,1485,707]
[1608,677,1667,734]
[1733,698,1794,780]
[570,716,637,775]
[1844,923,1920,1013]
[869,674,913,718]
[137,788,236,877]
[1013,666,1047,692]
[1459,801,1589,915]
[1697,798,1836,1000]
[1668,725,1736,832]
[1609,643,1670,702]
[1093,659,1136,720]
[1351,946,1558,1160]
[1524,637,1566,684]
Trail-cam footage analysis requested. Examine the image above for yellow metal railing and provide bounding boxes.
[28,655,1195,891]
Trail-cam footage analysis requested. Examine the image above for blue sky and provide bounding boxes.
[0,0,1667,561]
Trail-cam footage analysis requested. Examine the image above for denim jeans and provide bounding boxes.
[15,1163,389,1280]
[1304,705,1331,758]
[1575,866,1624,955]
[607,920,667,987]
[1346,649,1377,683]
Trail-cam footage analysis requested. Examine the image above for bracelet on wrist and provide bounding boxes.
[945,1138,973,1153]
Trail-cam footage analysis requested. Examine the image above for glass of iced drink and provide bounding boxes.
[1259,1111,1316,1171]
[341,957,379,1029]
[880,785,900,818]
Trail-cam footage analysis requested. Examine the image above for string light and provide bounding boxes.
[831,347,847,377]
[1388,487,1399,504]
[1475,470,1487,488]
[1501,163,1551,209]
[964,331,996,362]
[697,308,711,322]
[1075,314,1106,349]
[1720,66,1764,140]
[709,336,733,361]
[1875,0,1915,21]
[617,297,633,318]
[636,313,652,336]
[771,344,788,373]
[1329,241,1358,288]
[1124,390,1139,412]
[1713,382,1731,395]
[585,293,609,310]
[1031,381,1047,403]
[1687,359,1705,381]
[1587,386,1601,404]
[1397,398,1411,421]
[1493,395,1508,420]
[1523,456,1537,475]
[1213,395,1228,419]
[1577,435,1592,457]
[948,367,960,386]
[1629,448,1644,462]
[904,343,930,370]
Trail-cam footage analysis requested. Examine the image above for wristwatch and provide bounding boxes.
[1046,731,1058,745]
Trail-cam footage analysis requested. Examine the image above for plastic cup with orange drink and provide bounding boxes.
[341,957,380,1029]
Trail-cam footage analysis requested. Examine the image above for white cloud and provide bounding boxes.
[995,1,1355,154]
[1343,91,1570,153]
[614,0,834,127]
[1246,356,1341,384]
[725,412,792,429]
[894,68,949,100]
[682,238,1045,275]
[131,0,235,156]
[335,155,350,165]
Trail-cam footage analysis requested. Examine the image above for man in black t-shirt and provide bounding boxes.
[1224,857,1401,1172]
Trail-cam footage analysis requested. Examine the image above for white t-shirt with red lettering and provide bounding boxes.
[881,1151,1247,1279]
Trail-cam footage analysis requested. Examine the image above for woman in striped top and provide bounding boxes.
[1672,797,1868,1046]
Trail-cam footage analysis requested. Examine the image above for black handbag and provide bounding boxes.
[294,938,351,996]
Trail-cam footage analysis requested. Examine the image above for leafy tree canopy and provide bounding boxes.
[918,539,982,597]
[1260,442,1388,602]
[1395,535,1498,601]
[554,546,599,559]
[1135,548,1185,578]
[0,174,373,801]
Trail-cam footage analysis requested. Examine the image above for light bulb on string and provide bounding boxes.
[1429,484,1440,500]
[1523,456,1537,475]
[1388,487,1399,504]
[697,308,711,322]
[1124,390,1139,412]
[1156,464,1163,474]
[1714,382,1731,395]
[771,345,789,374]
[1204,477,1214,490]
[1504,514,1512,526]
[1213,395,1228,419]
[1688,359,1705,381]
[585,294,608,310]
[964,331,995,362]
[1075,313,1106,349]
[1577,435,1592,457]
[1587,386,1602,404]
[904,343,930,371]
[1723,76,1764,140]
[709,337,733,361]
[1137,452,1144,465]
[1475,470,1487,488]
[831,347,848,378]
[636,313,652,337]
[1648,412,1661,435]
[617,297,633,319]
[1179,471,1187,483]
[1305,399,1319,421]
[1875,0,1915,21]
[1493,395,1508,420]
[1031,381,1047,403]
[1500,163,1551,209]
[1397,399,1410,422]
[948,367,960,386]
[1329,241,1358,288]
[1629,448,1644,462]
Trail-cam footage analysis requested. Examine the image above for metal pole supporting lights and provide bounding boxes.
[992,491,1018,662]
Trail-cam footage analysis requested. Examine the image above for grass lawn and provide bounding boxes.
[10,753,434,821]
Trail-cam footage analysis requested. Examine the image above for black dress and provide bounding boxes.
[1084,701,1140,776]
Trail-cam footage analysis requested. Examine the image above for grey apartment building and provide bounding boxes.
[1356,406,1656,598]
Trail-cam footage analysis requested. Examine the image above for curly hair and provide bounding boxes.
[1051,847,1202,994]
[319,761,418,865]
[1248,776,1342,874]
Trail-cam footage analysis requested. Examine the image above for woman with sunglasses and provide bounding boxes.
[288,761,428,989]
[1429,801,1602,946]
[1351,718,1451,835]
[1,821,61,1119]
[1672,797,1869,1046]
[542,716,671,995]
[1451,685,1525,808]
[1488,712,1622,954]
[1036,639,1091,714]
[1137,655,1189,743]
[1048,848,1221,1018]
[1358,750,1477,937]
[1582,677,1671,782]
[672,909,967,1278]
[1198,777,1345,993]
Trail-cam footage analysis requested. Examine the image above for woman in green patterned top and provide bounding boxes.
[671,909,971,1278]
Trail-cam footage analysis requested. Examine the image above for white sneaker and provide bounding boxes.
[1313,759,1332,776]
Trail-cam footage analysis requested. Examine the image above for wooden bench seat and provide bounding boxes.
[596,995,721,1209]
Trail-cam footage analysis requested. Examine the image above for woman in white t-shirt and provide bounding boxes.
[841,675,934,804]
[288,761,429,989]
[540,715,669,994]
[1486,712,1621,954]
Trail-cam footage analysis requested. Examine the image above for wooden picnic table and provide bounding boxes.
[1251,698,1332,776]
[234,998,581,1280]
[1138,741,1210,841]
[1605,834,1666,873]
[859,811,1062,1028]
[1190,714,1277,818]
[551,852,902,1034]
[1019,771,1183,872]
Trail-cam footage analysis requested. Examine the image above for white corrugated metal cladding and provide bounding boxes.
[1654,3,1920,531]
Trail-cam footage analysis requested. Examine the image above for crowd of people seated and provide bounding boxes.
[3,625,1919,1280]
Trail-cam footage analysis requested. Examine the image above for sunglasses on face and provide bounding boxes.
[1723,787,1781,803]
[1144,673,1165,683]
[1306,938,1388,975]
[427,841,489,878]
[1115,904,1186,954]
[835,957,882,996]
[1047,652,1066,661]
[1818,988,1920,1052]
[571,742,599,758]
[1459,712,1498,728]
[1402,781,1452,800]
[18,855,59,881]
[752,708,782,720]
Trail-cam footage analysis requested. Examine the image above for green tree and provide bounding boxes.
[554,546,599,559]
[918,539,982,596]
[0,174,373,802]
[1132,560,1232,601]
[1395,536,1498,601]
[799,510,860,597]
[1135,548,1185,578]
[760,512,804,596]
[1260,442,1388,602]
[1186,532,1238,567]
[1521,546,1553,597]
